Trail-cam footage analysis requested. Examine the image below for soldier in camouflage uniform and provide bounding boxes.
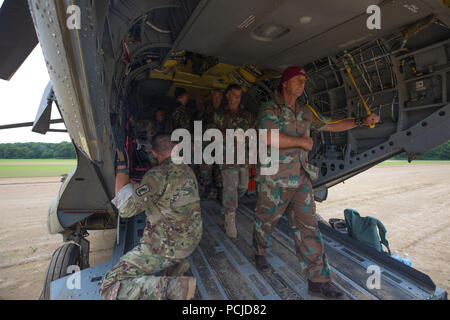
[99,135,201,300]
[145,108,173,167]
[214,84,256,238]
[198,89,224,199]
[252,66,380,299]
[171,87,192,132]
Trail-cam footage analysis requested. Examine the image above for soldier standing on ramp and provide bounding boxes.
[252,66,380,299]
[198,89,224,199]
[99,134,202,300]
[214,84,256,238]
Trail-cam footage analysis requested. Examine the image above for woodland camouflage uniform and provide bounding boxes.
[99,158,201,299]
[171,103,192,132]
[214,106,256,217]
[196,101,224,196]
[252,91,333,283]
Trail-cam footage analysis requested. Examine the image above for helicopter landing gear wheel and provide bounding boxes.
[39,243,81,300]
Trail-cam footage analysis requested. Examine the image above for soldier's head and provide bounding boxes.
[225,84,242,111]
[151,134,176,163]
[280,66,307,99]
[175,87,188,105]
[195,96,205,111]
[211,89,223,109]
[155,108,166,122]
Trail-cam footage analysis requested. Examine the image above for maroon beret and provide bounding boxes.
[281,66,307,84]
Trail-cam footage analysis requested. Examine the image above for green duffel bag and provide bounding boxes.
[344,209,391,255]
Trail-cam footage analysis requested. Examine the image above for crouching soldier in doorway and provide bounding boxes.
[99,134,202,300]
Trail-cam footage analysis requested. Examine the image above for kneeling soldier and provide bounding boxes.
[100,134,202,300]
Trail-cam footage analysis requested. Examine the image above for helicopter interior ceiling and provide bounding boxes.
[175,0,448,70]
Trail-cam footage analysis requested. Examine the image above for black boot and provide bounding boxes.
[307,280,345,299]
[255,255,270,272]
[216,187,223,203]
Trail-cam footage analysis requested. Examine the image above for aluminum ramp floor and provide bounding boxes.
[188,197,447,300]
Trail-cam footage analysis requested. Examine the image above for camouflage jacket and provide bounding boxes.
[112,158,202,259]
[172,103,193,132]
[256,91,330,187]
[146,119,173,138]
[203,101,223,129]
[214,105,256,168]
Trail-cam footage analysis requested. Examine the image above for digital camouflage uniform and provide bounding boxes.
[214,106,256,214]
[197,101,224,196]
[252,92,332,283]
[99,158,202,299]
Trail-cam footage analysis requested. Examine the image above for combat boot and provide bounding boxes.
[164,259,190,276]
[255,255,270,272]
[166,277,196,300]
[224,212,237,238]
[307,280,345,300]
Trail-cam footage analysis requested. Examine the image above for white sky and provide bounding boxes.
[0,0,70,143]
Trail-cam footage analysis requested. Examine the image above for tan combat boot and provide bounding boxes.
[166,277,196,300]
[224,211,237,238]
[164,259,190,276]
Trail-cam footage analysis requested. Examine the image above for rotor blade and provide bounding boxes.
[0,0,38,80]
[0,119,64,130]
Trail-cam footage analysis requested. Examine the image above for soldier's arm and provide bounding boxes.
[259,105,313,151]
[112,169,165,218]
[323,114,380,132]
[265,130,313,151]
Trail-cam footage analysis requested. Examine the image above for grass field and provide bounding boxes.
[0,159,449,178]
[377,160,450,166]
[0,159,76,178]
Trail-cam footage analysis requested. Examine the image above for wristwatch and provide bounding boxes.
[354,117,364,126]
[117,167,129,175]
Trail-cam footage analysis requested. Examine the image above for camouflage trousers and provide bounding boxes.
[99,243,184,300]
[221,167,249,214]
[252,178,332,283]
[197,163,223,195]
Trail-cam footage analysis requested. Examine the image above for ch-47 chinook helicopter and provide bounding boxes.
[0,0,449,300]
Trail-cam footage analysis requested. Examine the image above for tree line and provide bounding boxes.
[0,142,76,159]
[0,140,448,160]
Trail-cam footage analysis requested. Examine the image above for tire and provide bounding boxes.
[40,243,81,300]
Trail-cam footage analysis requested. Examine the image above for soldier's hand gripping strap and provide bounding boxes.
[111,183,135,215]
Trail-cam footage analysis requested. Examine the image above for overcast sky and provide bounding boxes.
[0,0,70,143]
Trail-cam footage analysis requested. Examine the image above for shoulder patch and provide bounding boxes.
[136,184,150,197]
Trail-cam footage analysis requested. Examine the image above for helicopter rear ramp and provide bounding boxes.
[49,197,447,300]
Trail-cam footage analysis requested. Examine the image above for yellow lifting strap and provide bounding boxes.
[304,66,375,128]
[305,104,355,125]
[345,66,375,128]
